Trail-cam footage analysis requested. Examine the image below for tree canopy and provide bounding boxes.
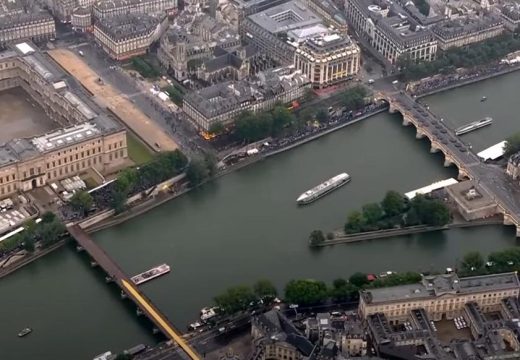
[253,279,278,300]
[69,191,93,216]
[460,251,485,275]
[284,279,328,305]
[504,132,520,157]
[309,230,325,247]
[214,285,256,314]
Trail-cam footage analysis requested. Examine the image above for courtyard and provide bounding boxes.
[0,87,58,143]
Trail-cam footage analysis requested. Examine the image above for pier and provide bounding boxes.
[67,225,200,360]
[478,141,506,161]
[376,86,520,236]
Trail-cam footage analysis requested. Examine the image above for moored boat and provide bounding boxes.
[297,173,351,205]
[455,117,492,136]
[131,264,170,285]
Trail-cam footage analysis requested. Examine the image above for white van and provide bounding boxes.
[392,80,399,85]
[368,79,375,84]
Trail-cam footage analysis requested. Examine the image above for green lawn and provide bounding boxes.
[127,133,153,165]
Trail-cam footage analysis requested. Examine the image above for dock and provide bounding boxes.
[477,141,506,161]
[405,178,459,199]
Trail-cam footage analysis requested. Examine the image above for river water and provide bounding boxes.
[2,72,520,360]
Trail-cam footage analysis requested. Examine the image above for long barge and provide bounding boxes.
[297,173,350,205]
[455,117,492,136]
[131,264,170,285]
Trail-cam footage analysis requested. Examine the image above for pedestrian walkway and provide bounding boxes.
[47,49,178,152]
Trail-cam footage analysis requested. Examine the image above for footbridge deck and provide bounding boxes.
[67,224,200,360]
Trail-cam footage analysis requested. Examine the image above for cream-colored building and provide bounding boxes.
[432,16,504,50]
[359,272,520,323]
[94,14,167,60]
[72,6,92,32]
[345,0,437,65]
[0,12,56,48]
[0,42,127,198]
[93,0,177,19]
[294,33,360,89]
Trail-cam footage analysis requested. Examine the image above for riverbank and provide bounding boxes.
[415,65,520,98]
[315,218,503,247]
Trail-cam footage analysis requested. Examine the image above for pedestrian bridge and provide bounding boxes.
[375,89,520,236]
[67,224,200,360]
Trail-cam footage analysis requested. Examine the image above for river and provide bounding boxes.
[2,72,520,360]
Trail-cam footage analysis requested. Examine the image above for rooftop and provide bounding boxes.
[362,272,520,304]
[95,13,161,40]
[432,14,503,41]
[247,0,322,34]
[349,0,436,47]
[94,0,176,11]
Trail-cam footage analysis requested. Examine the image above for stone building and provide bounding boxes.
[507,152,520,180]
[359,272,520,323]
[0,42,127,198]
[93,0,177,19]
[71,6,92,32]
[345,0,437,65]
[294,32,360,88]
[251,310,314,360]
[445,180,498,221]
[431,15,504,50]
[158,10,268,83]
[301,0,348,33]
[0,12,56,48]
[242,0,323,65]
[183,67,310,131]
[94,14,168,60]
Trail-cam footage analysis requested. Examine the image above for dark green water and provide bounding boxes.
[1,72,520,360]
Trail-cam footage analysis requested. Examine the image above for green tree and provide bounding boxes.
[330,282,358,302]
[504,132,520,156]
[381,191,406,217]
[309,230,325,247]
[69,191,93,216]
[41,211,56,224]
[253,279,278,300]
[284,279,328,305]
[342,86,369,110]
[414,0,430,16]
[21,232,35,253]
[362,203,383,225]
[332,278,347,289]
[186,157,210,186]
[271,105,294,135]
[315,108,329,123]
[214,285,256,314]
[461,251,485,274]
[344,210,364,234]
[38,218,66,248]
[111,190,128,214]
[116,168,138,194]
[349,272,369,288]
[209,122,225,135]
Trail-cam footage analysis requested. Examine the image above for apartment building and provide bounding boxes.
[183,67,310,131]
[93,0,177,19]
[0,12,56,48]
[94,14,167,60]
[345,0,437,64]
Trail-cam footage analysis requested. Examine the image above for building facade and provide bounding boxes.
[359,272,520,323]
[294,33,360,88]
[183,68,310,130]
[507,152,520,180]
[0,12,56,48]
[93,0,177,19]
[432,16,504,50]
[345,0,437,64]
[94,14,167,60]
[71,6,92,32]
[242,0,323,65]
[0,42,127,198]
